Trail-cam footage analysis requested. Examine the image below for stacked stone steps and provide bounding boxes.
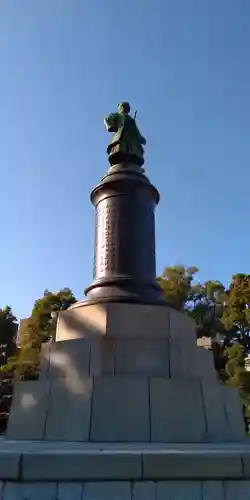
[2,303,249,498]
[1,480,250,499]
[6,305,246,443]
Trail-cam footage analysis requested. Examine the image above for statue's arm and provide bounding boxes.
[104,113,118,133]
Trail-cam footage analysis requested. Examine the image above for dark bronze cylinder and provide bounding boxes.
[84,169,164,304]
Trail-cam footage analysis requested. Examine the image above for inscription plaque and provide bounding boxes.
[95,202,118,277]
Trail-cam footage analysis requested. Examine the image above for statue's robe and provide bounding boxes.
[104,112,146,164]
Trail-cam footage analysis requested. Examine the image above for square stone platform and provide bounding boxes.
[2,303,250,498]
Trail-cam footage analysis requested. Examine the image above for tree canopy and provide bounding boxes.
[31,287,77,342]
[158,267,250,348]
[0,306,18,366]
[0,288,76,380]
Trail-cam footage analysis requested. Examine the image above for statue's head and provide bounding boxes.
[118,102,130,114]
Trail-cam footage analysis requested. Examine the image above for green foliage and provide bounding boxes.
[1,288,77,380]
[31,287,77,342]
[221,274,250,346]
[0,306,18,366]
[157,267,227,340]
[157,266,250,387]
[157,267,250,347]
[225,343,250,390]
[157,265,198,311]
[187,280,227,339]
[0,315,43,379]
[224,342,250,431]
[32,287,77,316]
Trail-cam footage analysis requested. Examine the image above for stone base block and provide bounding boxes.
[6,381,50,440]
[44,377,93,441]
[56,302,196,344]
[39,338,216,381]
[54,303,218,380]
[6,377,246,443]
[150,378,206,442]
[6,303,246,446]
[90,378,150,442]
[170,338,217,380]
[39,337,170,379]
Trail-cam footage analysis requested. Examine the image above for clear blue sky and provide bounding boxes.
[0,0,249,320]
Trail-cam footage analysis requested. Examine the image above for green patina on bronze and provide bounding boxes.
[104,102,146,167]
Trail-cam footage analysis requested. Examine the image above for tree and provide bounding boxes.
[221,274,250,349]
[157,265,198,311]
[31,287,77,341]
[0,307,18,434]
[224,342,250,432]
[1,288,77,380]
[157,267,227,339]
[0,307,18,366]
[225,343,250,390]
[187,280,227,339]
[1,315,44,380]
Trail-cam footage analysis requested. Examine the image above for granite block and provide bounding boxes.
[106,303,170,338]
[242,453,250,477]
[150,378,206,442]
[22,450,141,481]
[48,339,90,379]
[83,481,131,500]
[39,341,52,379]
[169,308,196,344]
[156,480,202,500]
[202,382,229,442]
[0,451,21,480]
[91,377,149,442]
[56,304,107,341]
[142,451,243,479]
[133,482,155,500]
[170,337,195,378]
[222,387,246,441]
[195,348,217,381]
[202,481,225,500]
[115,338,169,376]
[89,338,114,376]
[224,480,250,499]
[3,482,57,500]
[57,483,83,500]
[6,380,50,440]
[45,377,93,441]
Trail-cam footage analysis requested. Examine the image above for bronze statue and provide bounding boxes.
[104,102,146,166]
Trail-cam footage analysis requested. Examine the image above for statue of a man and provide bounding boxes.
[104,102,146,166]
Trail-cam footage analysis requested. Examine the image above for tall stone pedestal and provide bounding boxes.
[1,105,250,497]
[2,303,250,499]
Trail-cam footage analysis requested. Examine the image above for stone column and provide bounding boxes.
[84,165,165,305]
